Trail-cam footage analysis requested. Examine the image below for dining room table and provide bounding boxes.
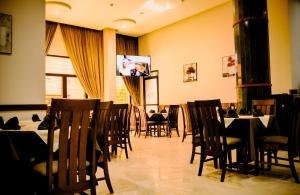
[146,112,168,137]
[224,114,279,172]
[0,130,49,194]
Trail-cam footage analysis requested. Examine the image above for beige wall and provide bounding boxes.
[139,2,236,105]
[139,1,294,105]
[268,0,292,94]
[0,0,45,104]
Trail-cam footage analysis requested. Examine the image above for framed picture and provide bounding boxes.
[183,63,197,82]
[0,13,12,54]
[222,55,236,77]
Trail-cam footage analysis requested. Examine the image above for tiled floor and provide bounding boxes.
[95,134,300,195]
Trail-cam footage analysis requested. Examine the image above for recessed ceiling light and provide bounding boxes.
[144,0,183,12]
[113,18,136,30]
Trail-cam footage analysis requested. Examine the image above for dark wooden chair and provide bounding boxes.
[95,101,114,193]
[181,104,193,142]
[187,102,202,164]
[108,104,130,159]
[163,105,180,137]
[196,99,246,182]
[252,99,276,115]
[31,99,99,194]
[136,106,157,137]
[252,99,279,166]
[258,97,300,183]
[126,105,133,151]
[133,106,142,136]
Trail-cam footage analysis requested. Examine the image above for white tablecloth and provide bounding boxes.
[147,112,168,119]
[224,115,271,128]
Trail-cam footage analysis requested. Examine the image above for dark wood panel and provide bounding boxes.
[0,104,48,111]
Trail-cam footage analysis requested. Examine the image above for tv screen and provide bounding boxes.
[116,55,151,76]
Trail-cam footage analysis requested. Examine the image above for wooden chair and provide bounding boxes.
[258,97,300,183]
[108,104,129,159]
[252,99,276,115]
[136,106,157,137]
[163,105,180,137]
[126,105,133,151]
[181,104,193,142]
[196,99,246,182]
[252,99,279,165]
[31,99,99,194]
[187,102,202,164]
[95,101,114,193]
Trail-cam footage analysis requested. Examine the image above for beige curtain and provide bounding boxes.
[116,35,140,105]
[60,24,104,99]
[45,21,58,54]
[123,76,141,105]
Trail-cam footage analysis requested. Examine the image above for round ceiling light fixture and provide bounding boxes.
[46,1,72,17]
[144,0,183,12]
[113,18,136,30]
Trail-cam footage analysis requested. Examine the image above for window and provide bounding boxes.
[45,55,85,105]
[115,76,130,104]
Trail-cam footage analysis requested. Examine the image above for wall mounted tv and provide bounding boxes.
[116,55,151,76]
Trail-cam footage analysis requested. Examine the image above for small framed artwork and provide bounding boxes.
[222,55,236,77]
[0,13,12,54]
[183,63,197,82]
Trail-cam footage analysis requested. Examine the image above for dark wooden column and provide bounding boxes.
[233,0,271,112]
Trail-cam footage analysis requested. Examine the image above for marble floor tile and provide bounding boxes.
[94,134,300,195]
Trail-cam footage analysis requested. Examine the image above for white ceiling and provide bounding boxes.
[46,0,229,37]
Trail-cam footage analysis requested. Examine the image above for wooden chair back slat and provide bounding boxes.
[95,101,112,152]
[69,111,81,185]
[196,99,226,156]
[181,104,192,133]
[252,99,276,115]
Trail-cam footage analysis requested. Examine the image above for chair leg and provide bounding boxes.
[103,162,114,193]
[228,150,232,166]
[267,150,272,170]
[220,154,227,182]
[214,158,218,169]
[182,131,186,142]
[198,149,206,176]
[127,132,133,151]
[260,146,264,170]
[289,154,300,183]
[90,186,96,195]
[273,150,278,164]
[124,141,128,159]
[254,147,260,176]
[176,127,180,137]
[242,147,248,175]
[190,145,195,164]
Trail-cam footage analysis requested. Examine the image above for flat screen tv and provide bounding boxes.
[116,55,151,76]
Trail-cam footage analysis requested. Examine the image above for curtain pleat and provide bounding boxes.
[60,24,104,99]
[45,21,58,54]
[116,35,140,105]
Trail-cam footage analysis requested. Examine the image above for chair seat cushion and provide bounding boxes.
[33,161,59,176]
[260,135,288,145]
[221,136,242,145]
[33,160,90,176]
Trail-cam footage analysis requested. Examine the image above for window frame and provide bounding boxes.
[45,54,87,101]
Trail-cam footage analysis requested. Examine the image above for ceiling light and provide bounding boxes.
[144,0,183,12]
[113,18,136,30]
[46,1,72,17]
